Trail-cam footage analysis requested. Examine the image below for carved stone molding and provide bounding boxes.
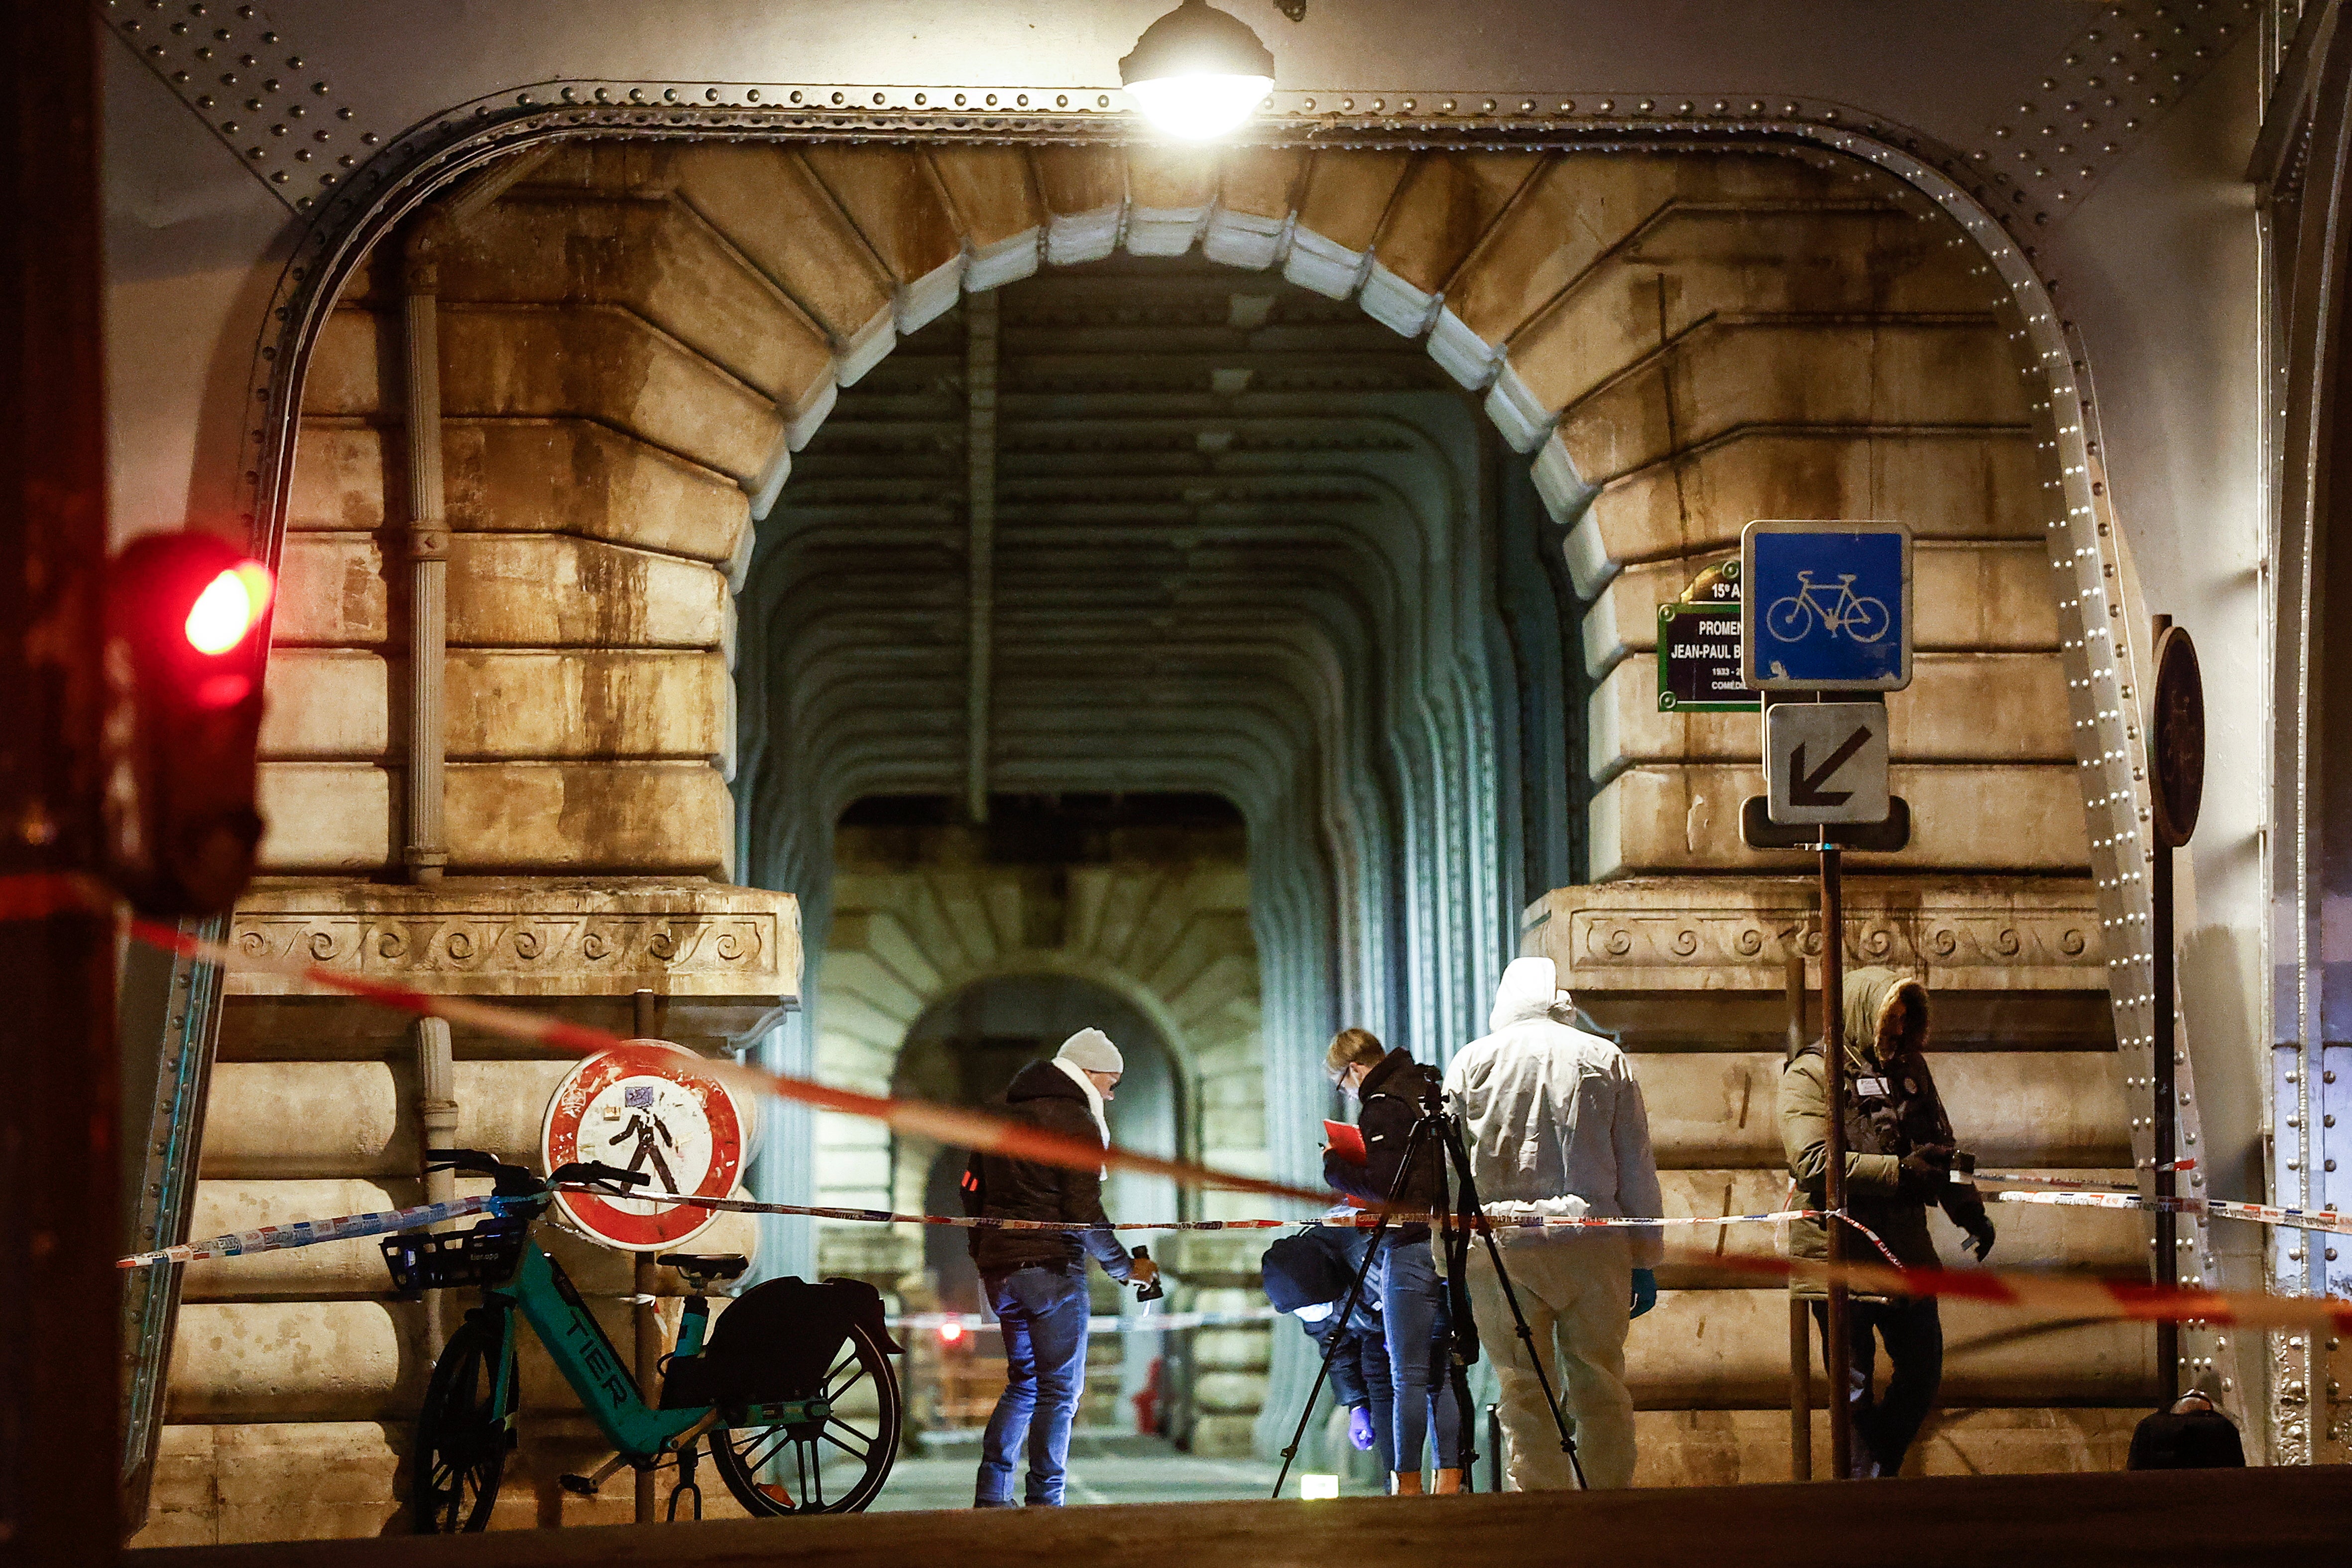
[1526,876,2103,993]
[228,879,802,1000]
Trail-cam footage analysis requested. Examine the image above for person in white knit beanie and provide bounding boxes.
[965,1025,1158,1507]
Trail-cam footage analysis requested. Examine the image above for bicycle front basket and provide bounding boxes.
[380,1215,529,1294]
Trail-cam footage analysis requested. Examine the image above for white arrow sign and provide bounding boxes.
[1764,702,1890,826]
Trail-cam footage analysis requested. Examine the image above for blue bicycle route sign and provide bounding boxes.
[1739,519,1913,691]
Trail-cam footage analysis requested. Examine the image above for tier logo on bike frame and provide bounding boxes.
[1739,519,1913,691]
[540,1039,748,1251]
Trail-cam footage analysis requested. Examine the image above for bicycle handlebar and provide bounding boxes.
[547,1160,652,1194]
[425,1149,648,1200]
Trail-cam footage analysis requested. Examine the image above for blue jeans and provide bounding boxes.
[1813,1296,1943,1478]
[1381,1241,1460,1474]
[976,1266,1092,1506]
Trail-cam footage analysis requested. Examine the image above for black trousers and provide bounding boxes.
[1812,1296,1943,1478]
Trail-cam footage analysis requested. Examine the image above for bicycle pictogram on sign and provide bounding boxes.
[1764,572,1891,645]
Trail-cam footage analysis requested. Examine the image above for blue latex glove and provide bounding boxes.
[1629,1267,1658,1320]
[1348,1405,1377,1451]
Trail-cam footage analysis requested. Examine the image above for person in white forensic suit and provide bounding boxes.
[1443,956,1663,1490]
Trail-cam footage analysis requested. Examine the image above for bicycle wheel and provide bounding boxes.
[1844,594,1891,643]
[1764,594,1813,642]
[412,1315,512,1533]
[709,1319,901,1515]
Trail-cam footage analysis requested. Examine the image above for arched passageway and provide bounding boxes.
[165,134,2164,1539]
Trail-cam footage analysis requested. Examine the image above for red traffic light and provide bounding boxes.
[101,533,273,916]
[185,563,274,657]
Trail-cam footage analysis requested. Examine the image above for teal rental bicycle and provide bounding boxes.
[383,1150,903,1531]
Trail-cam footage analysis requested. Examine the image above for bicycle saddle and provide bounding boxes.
[659,1253,749,1281]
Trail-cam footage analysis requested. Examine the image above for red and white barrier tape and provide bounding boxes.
[549,1186,1822,1236]
[97,909,2352,1328]
[1989,1187,2352,1235]
[1968,1164,2193,1194]
[119,1195,509,1268]
[113,1190,2352,1329]
[1716,1250,2352,1331]
[122,917,1334,1212]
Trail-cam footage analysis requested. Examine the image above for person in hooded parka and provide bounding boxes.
[1443,956,1664,1490]
[1779,965,1997,1479]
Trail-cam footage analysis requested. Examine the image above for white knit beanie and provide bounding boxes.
[1055,1027,1124,1075]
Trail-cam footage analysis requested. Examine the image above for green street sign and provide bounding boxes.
[1656,560,1759,713]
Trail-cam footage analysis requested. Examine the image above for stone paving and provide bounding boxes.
[874,1432,1302,1511]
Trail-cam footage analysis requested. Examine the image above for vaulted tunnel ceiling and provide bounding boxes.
[736,253,1581,1186]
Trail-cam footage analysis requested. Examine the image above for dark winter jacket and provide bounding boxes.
[1266,1225,1388,1413]
[1779,967,1990,1298]
[967,1059,1134,1281]
[1323,1048,1448,1244]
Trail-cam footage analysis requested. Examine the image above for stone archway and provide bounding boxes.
[173,132,2160,1539]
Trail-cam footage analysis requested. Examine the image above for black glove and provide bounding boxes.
[1896,1144,1953,1199]
[1960,1214,1997,1262]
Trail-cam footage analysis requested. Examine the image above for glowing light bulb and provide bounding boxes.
[184,563,273,654]
[1124,73,1274,140]
[1120,0,1275,142]
[939,1320,966,1345]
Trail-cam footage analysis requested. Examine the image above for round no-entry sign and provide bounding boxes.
[540,1039,748,1252]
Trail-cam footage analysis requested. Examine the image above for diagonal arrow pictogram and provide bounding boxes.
[1788,727,1871,807]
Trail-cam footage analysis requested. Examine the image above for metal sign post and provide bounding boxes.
[2148,621,2204,1404]
[1819,843,1849,1481]
[1738,520,1915,1482]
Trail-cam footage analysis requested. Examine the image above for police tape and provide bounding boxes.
[1713,1249,2352,1331]
[113,1187,1827,1268]
[123,917,1336,1212]
[118,1195,511,1268]
[104,917,2352,1330]
[546,1186,1825,1235]
[1987,1187,2352,1235]
[1967,1163,2193,1194]
[110,1191,2352,1328]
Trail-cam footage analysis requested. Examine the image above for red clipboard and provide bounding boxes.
[1322,1119,1366,1163]
[1322,1120,1370,1207]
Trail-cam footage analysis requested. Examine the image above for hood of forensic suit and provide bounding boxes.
[1488,956,1580,1033]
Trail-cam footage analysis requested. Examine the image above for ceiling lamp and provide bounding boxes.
[1119,0,1276,141]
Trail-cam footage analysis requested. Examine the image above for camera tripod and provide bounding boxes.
[1271,1105,1587,1498]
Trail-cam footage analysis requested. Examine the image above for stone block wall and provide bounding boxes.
[153,132,2136,1536]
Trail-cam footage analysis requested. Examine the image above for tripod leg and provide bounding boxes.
[1272,1112,1443,1500]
